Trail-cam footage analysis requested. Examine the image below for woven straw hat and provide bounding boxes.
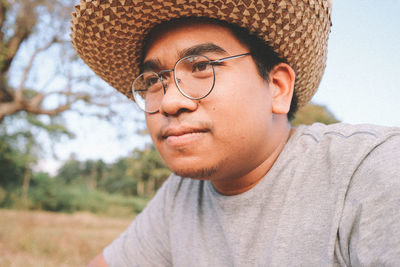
[71,0,332,107]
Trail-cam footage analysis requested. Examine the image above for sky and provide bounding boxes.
[312,0,400,127]
[38,0,400,173]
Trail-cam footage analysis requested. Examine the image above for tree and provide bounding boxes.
[291,103,339,126]
[0,133,25,188]
[55,144,171,197]
[0,0,139,199]
[0,0,119,122]
[124,146,170,197]
[0,129,36,206]
[56,154,83,185]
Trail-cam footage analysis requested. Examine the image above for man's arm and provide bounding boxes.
[87,253,108,267]
[337,133,400,266]
[86,175,175,266]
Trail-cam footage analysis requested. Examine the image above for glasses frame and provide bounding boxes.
[132,52,251,113]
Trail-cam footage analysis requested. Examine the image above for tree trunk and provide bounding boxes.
[137,180,144,197]
[146,177,155,196]
[22,164,31,201]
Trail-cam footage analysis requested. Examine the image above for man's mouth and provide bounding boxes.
[160,127,209,146]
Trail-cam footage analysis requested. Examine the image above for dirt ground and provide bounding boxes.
[0,209,133,267]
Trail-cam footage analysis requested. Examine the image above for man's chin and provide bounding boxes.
[173,166,218,180]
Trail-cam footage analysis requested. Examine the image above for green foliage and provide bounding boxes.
[56,145,171,198]
[0,186,6,204]
[27,173,149,215]
[26,114,75,140]
[56,157,83,185]
[0,135,26,188]
[291,103,339,127]
[0,112,75,198]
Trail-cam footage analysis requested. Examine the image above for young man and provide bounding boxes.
[71,0,400,266]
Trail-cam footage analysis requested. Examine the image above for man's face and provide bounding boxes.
[144,22,285,183]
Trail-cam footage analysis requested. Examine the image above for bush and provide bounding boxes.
[27,174,149,216]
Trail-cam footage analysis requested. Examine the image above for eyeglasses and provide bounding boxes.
[132,52,251,113]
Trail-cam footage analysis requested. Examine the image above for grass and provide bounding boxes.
[0,209,134,266]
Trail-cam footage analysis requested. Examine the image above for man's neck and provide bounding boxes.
[211,125,295,196]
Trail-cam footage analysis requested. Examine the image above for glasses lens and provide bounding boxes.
[175,55,215,99]
[132,72,163,113]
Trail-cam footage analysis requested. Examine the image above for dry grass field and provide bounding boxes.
[0,209,133,267]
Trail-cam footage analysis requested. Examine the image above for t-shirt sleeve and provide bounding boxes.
[337,133,400,266]
[103,176,177,267]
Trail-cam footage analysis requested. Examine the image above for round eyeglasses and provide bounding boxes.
[132,52,251,113]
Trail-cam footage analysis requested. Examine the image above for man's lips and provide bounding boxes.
[161,127,209,139]
[158,126,210,146]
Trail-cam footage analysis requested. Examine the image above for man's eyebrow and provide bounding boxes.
[141,59,162,73]
[179,43,227,58]
[141,43,226,73]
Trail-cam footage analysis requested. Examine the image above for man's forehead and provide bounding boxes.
[143,20,235,53]
[146,18,231,41]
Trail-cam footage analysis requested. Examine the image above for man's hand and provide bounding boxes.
[87,253,108,267]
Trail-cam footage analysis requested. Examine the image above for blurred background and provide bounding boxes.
[0,0,399,266]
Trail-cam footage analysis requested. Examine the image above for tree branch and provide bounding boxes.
[0,0,8,42]
[0,99,23,121]
[0,0,122,124]
[25,90,109,116]
[0,1,10,96]
[15,37,58,101]
[26,102,71,116]
[2,1,37,74]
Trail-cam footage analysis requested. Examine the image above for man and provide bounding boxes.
[71,0,400,266]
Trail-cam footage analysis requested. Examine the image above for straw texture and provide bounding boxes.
[71,0,332,107]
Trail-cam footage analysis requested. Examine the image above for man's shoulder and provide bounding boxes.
[282,123,400,179]
[336,124,400,265]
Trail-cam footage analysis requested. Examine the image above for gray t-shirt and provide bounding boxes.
[104,123,400,266]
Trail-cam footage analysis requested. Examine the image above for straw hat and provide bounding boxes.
[71,0,332,107]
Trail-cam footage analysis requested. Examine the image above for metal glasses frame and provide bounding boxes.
[132,52,251,113]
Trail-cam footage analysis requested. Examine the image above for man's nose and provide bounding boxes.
[158,78,198,116]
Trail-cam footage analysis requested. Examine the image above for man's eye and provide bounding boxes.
[192,61,211,72]
[145,76,160,87]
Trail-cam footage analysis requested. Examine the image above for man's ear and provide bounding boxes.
[268,63,295,115]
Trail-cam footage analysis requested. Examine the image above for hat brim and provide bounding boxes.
[71,0,331,107]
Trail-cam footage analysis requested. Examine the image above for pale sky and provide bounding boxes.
[313,0,400,127]
[38,0,400,173]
